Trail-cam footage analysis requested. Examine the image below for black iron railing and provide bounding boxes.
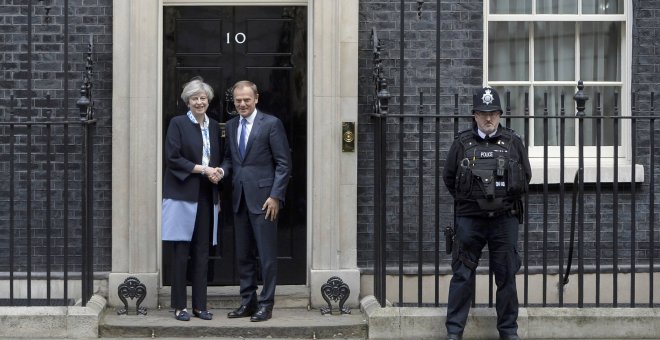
[370,82,658,309]
[0,0,97,307]
[0,119,96,307]
[366,0,657,309]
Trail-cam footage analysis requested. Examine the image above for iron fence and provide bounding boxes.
[370,82,658,309]
[0,118,95,307]
[0,0,97,307]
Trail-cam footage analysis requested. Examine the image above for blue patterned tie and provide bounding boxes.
[239,118,247,159]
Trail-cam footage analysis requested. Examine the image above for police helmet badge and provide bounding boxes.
[481,88,494,106]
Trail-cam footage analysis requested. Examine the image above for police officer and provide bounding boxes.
[443,87,531,340]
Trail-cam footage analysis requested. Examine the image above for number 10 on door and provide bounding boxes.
[227,32,246,44]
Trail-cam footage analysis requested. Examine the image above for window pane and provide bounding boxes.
[492,86,529,141]
[489,0,531,14]
[536,0,577,14]
[582,0,623,14]
[583,86,621,146]
[533,86,576,146]
[580,22,621,81]
[534,22,575,81]
[489,22,529,81]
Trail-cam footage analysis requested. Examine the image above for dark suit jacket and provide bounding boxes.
[220,110,291,214]
[163,114,222,204]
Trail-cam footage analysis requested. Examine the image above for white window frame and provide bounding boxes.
[484,0,642,184]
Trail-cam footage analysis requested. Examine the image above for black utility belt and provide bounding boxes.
[475,197,507,211]
[482,209,518,218]
[457,209,518,219]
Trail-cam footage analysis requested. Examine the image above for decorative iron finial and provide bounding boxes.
[45,92,52,118]
[574,80,589,117]
[76,35,94,120]
[417,1,425,19]
[37,0,52,23]
[377,78,391,114]
[371,28,390,115]
[8,93,15,119]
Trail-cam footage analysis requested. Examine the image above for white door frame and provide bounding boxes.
[110,0,360,309]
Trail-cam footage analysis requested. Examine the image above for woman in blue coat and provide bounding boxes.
[162,77,222,321]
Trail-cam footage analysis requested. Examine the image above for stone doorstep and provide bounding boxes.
[99,307,368,339]
[100,285,366,339]
[361,295,660,340]
[157,285,312,309]
[0,287,362,340]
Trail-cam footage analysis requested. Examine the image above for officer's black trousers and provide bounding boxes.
[445,215,521,337]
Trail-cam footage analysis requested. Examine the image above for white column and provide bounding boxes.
[109,0,161,308]
[309,0,361,309]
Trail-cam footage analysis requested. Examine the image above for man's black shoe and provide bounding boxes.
[500,335,521,340]
[446,333,462,340]
[250,306,272,322]
[227,304,257,318]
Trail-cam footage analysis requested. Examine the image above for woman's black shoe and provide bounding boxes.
[193,309,213,320]
[174,309,190,321]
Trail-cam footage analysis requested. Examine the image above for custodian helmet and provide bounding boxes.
[472,86,502,113]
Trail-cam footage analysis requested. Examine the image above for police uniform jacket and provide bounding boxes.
[443,123,532,217]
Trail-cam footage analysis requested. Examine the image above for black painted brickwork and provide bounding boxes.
[357,0,660,271]
[1,0,659,279]
[0,0,113,273]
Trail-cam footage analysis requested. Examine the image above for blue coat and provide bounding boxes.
[162,114,221,244]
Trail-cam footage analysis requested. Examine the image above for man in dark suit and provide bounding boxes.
[218,80,291,322]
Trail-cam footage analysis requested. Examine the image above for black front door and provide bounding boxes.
[162,6,307,285]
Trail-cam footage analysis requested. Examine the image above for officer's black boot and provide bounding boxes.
[499,334,521,340]
[446,333,462,340]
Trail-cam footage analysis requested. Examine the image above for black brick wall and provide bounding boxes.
[357,0,660,272]
[1,0,658,280]
[0,0,112,273]
[629,0,660,275]
[358,0,484,270]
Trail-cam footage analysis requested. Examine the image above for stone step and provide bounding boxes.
[99,307,368,339]
[157,285,311,309]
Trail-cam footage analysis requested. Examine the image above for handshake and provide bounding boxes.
[203,166,224,184]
